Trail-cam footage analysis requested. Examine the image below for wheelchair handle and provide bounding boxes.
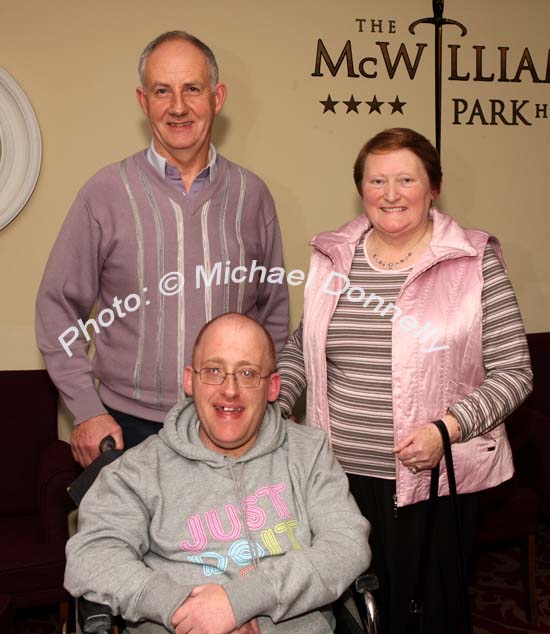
[99,435,116,453]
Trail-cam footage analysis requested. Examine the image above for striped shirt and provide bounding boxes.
[278,231,532,478]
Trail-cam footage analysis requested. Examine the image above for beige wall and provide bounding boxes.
[1,0,548,436]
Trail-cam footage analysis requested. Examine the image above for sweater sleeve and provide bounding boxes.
[277,319,307,417]
[255,186,289,356]
[64,459,192,632]
[449,244,533,440]
[35,189,108,424]
[223,432,371,626]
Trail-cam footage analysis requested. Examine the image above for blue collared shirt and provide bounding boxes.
[146,140,218,195]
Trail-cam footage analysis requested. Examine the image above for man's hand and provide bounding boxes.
[233,619,260,634]
[71,414,123,467]
[171,585,238,634]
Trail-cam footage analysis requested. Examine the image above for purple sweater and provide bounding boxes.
[36,151,289,424]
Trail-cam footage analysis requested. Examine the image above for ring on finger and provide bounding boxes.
[411,465,419,475]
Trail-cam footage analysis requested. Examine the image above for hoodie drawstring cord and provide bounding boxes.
[228,461,261,570]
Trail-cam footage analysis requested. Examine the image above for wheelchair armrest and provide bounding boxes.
[78,597,113,634]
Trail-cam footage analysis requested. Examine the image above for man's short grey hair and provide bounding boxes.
[138,31,219,88]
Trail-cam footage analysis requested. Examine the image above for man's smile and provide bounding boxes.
[214,404,245,417]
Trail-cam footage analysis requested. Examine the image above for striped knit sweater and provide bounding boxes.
[278,231,531,478]
[36,151,288,425]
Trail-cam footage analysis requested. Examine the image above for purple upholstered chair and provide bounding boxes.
[0,369,81,626]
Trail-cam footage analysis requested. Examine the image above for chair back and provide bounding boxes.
[525,332,550,417]
[0,369,58,514]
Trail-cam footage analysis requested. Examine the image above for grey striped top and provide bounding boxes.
[278,231,532,478]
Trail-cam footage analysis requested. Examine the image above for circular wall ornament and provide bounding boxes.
[0,67,42,230]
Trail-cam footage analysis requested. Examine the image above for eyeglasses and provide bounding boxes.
[193,367,272,388]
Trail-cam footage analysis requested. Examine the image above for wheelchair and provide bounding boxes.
[66,439,379,634]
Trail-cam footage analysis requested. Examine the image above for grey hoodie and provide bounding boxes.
[65,400,370,633]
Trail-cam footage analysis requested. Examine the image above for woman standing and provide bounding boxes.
[278,128,532,633]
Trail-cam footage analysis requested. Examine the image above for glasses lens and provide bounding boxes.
[236,370,260,388]
[200,368,225,385]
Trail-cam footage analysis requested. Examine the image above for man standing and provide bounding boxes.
[36,32,288,466]
[65,314,370,634]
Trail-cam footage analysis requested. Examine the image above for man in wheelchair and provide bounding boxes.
[65,313,371,634]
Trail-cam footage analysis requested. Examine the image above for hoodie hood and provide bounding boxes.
[159,397,288,467]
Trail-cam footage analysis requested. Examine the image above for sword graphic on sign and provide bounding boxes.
[409,0,467,156]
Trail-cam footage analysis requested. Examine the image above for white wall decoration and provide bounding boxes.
[0,68,42,230]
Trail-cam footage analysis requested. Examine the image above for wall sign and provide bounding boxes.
[311,0,549,153]
[0,68,42,231]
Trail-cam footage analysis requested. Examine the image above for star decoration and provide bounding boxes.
[389,95,406,114]
[365,95,384,114]
[320,94,339,114]
[343,94,361,114]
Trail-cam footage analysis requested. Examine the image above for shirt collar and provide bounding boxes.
[146,139,218,182]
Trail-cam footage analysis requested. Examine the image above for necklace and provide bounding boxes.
[371,250,413,269]
[370,226,430,269]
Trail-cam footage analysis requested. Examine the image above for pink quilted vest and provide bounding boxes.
[302,209,513,507]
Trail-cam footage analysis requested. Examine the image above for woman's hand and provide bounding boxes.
[393,415,461,473]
